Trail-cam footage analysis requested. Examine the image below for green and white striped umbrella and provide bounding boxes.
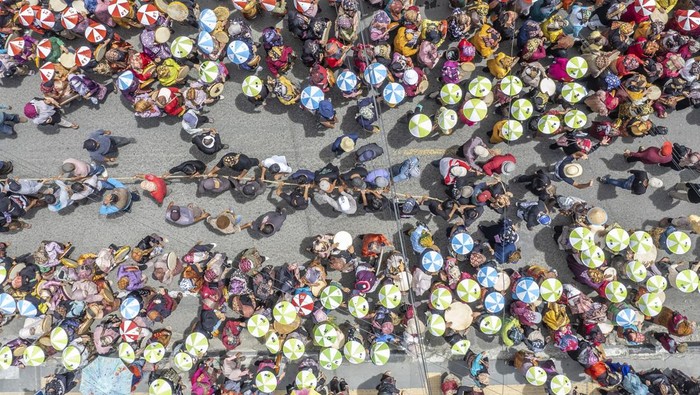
[540,278,563,302]
[0,346,12,370]
[273,301,298,325]
[666,231,692,254]
[62,345,82,371]
[510,98,533,120]
[440,83,463,105]
[646,275,668,293]
[526,366,547,386]
[537,114,561,135]
[378,284,402,309]
[479,315,502,335]
[566,56,588,79]
[580,245,605,268]
[630,231,654,253]
[50,327,68,351]
[501,119,523,141]
[198,61,219,83]
[173,351,194,371]
[561,82,587,104]
[242,75,263,97]
[550,374,572,395]
[462,98,488,122]
[248,314,271,338]
[255,370,278,393]
[637,292,663,317]
[320,284,344,310]
[675,269,699,293]
[185,332,209,357]
[606,228,630,253]
[149,378,172,395]
[23,345,45,367]
[468,76,492,97]
[409,113,433,138]
[430,287,453,310]
[563,109,587,129]
[348,295,369,318]
[319,347,343,370]
[283,338,305,361]
[427,313,446,336]
[144,342,165,363]
[313,322,339,348]
[499,75,523,96]
[605,281,628,303]
[296,369,318,389]
[118,342,135,364]
[370,342,391,366]
[0,266,6,284]
[569,227,594,251]
[437,109,458,131]
[171,36,194,58]
[265,332,281,354]
[451,339,471,356]
[343,340,366,364]
[625,260,647,283]
[456,279,481,303]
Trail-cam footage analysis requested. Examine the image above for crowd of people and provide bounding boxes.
[1,0,700,393]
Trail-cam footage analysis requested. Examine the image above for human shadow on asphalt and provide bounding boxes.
[647,187,676,211]
[596,180,619,201]
[135,114,180,130]
[599,153,635,172]
[492,354,529,385]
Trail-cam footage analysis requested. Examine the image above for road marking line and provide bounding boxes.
[396,148,449,156]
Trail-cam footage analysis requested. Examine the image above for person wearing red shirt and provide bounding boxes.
[139,174,167,205]
[481,153,517,176]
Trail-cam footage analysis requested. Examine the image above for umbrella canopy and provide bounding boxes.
[292,293,314,316]
[421,250,444,273]
[440,83,463,104]
[294,0,313,12]
[437,108,458,130]
[62,345,82,371]
[255,371,278,393]
[364,63,388,85]
[242,75,263,97]
[319,347,343,370]
[625,261,647,283]
[456,279,481,303]
[540,278,563,302]
[75,45,93,67]
[451,339,471,356]
[676,9,700,32]
[61,7,80,29]
[477,266,498,288]
[646,275,668,293]
[120,320,140,342]
[427,313,446,336]
[118,343,135,364]
[451,232,474,255]
[227,40,251,64]
[675,269,699,293]
[479,315,502,335]
[0,266,6,284]
[36,39,53,59]
[370,342,391,366]
[637,292,664,317]
[18,5,35,26]
[173,351,194,371]
[343,340,366,364]
[117,70,135,91]
[50,326,69,351]
[605,281,628,303]
[348,295,369,318]
[313,322,339,348]
[510,98,533,120]
[630,231,654,253]
[499,75,523,96]
[634,0,656,16]
[430,287,453,310]
[23,345,45,367]
[515,278,540,303]
[616,308,641,327]
[197,31,215,54]
[273,301,297,324]
[171,36,193,59]
[283,338,305,361]
[137,4,160,25]
[301,85,325,110]
[0,346,12,370]
[6,38,25,57]
[265,332,281,354]
[36,8,55,29]
[336,70,358,92]
[85,21,107,43]
[606,228,630,253]
[566,56,588,79]
[537,114,561,135]
[468,76,492,97]
[561,82,587,103]
[484,292,505,313]
[232,0,248,9]
[0,293,15,315]
[198,61,219,83]
[378,284,401,309]
[550,375,572,395]
[563,109,587,129]
[383,83,405,106]
[409,113,432,138]
[80,357,133,395]
[296,370,317,389]
[502,119,523,141]
[666,231,692,254]
[526,366,547,386]
[150,379,172,395]
[108,0,131,18]
[580,246,605,268]
[462,98,488,122]
[17,299,38,317]
[120,295,141,320]
[144,342,165,363]
[319,284,343,310]
[185,332,209,357]
[198,8,217,32]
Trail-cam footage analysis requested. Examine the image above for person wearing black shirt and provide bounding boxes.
[167,160,206,177]
[669,182,700,203]
[276,183,310,210]
[598,170,663,195]
[208,152,260,178]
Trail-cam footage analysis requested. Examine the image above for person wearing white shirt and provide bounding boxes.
[261,155,292,180]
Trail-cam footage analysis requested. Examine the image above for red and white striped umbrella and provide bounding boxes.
[75,46,92,67]
[260,0,276,11]
[676,9,700,32]
[119,320,140,342]
[231,0,247,10]
[108,0,131,19]
[39,63,55,83]
[292,293,314,316]
[294,0,313,12]
[36,8,56,29]
[6,37,25,57]
[137,3,160,25]
[18,5,36,26]
[633,0,655,17]
[85,21,107,43]
[61,7,80,30]
[36,38,53,59]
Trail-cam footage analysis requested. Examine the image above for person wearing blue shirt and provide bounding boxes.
[330,133,358,157]
[99,178,139,216]
[392,157,420,183]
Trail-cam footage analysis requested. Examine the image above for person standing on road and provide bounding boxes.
[254,207,287,237]
[23,98,79,129]
[82,130,136,164]
[0,104,27,136]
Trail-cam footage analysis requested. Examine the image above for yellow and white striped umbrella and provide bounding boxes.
[430,287,453,310]
[499,75,523,96]
[468,76,492,97]
[456,279,481,303]
[62,345,82,371]
[550,374,572,395]
[343,340,366,364]
[437,109,458,131]
[198,61,219,83]
[604,281,628,303]
[561,82,587,104]
[539,278,563,302]
[408,113,433,138]
[283,338,305,361]
[50,327,68,351]
[0,346,12,370]
[273,301,297,325]
[149,379,172,395]
[427,313,446,336]
[462,98,488,122]
[537,114,561,135]
[440,83,463,105]
[248,314,271,338]
[23,345,45,367]
[348,295,369,318]
[569,226,594,251]
[370,342,391,366]
[563,109,587,129]
[526,366,547,386]
[255,370,278,393]
[265,332,281,354]
[606,228,630,252]
[637,292,664,317]
[666,231,692,254]
[646,275,668,293]
[173,351,194,371]
[319,347,343,370]
[296,369,318,389]
[510,98,533,120]
[625,260,647,283]
[675,269,699,293]
[118,342,135,364]
[479,315,502,335]
[185,332,209,357]
[501,120,523,141]
[580,245,605,268]
[144,342,165,363]
[630,231,654,253]
[566,56,588,79]
[451,339,470,356]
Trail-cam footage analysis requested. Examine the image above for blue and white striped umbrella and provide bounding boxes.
[421,250,444,273]
[364,63,388,85]
[0,294,15,315]
[301,86,324,110]
[451,232,474,255]
[484,292,505,314]
[336,70,358,92]
[227,40,251,65]
[117,70,134,91]
[197,31,214,54]
[382,83,405,105]
[17,300,37,317]
[615,308,640,327]
[514,278,540,303]
[120,296,141,320]
[197,8,218,33]
[476,266,498,288]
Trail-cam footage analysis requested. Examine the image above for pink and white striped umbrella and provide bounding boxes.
[676,9,700,32]
[633,0,655,17]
